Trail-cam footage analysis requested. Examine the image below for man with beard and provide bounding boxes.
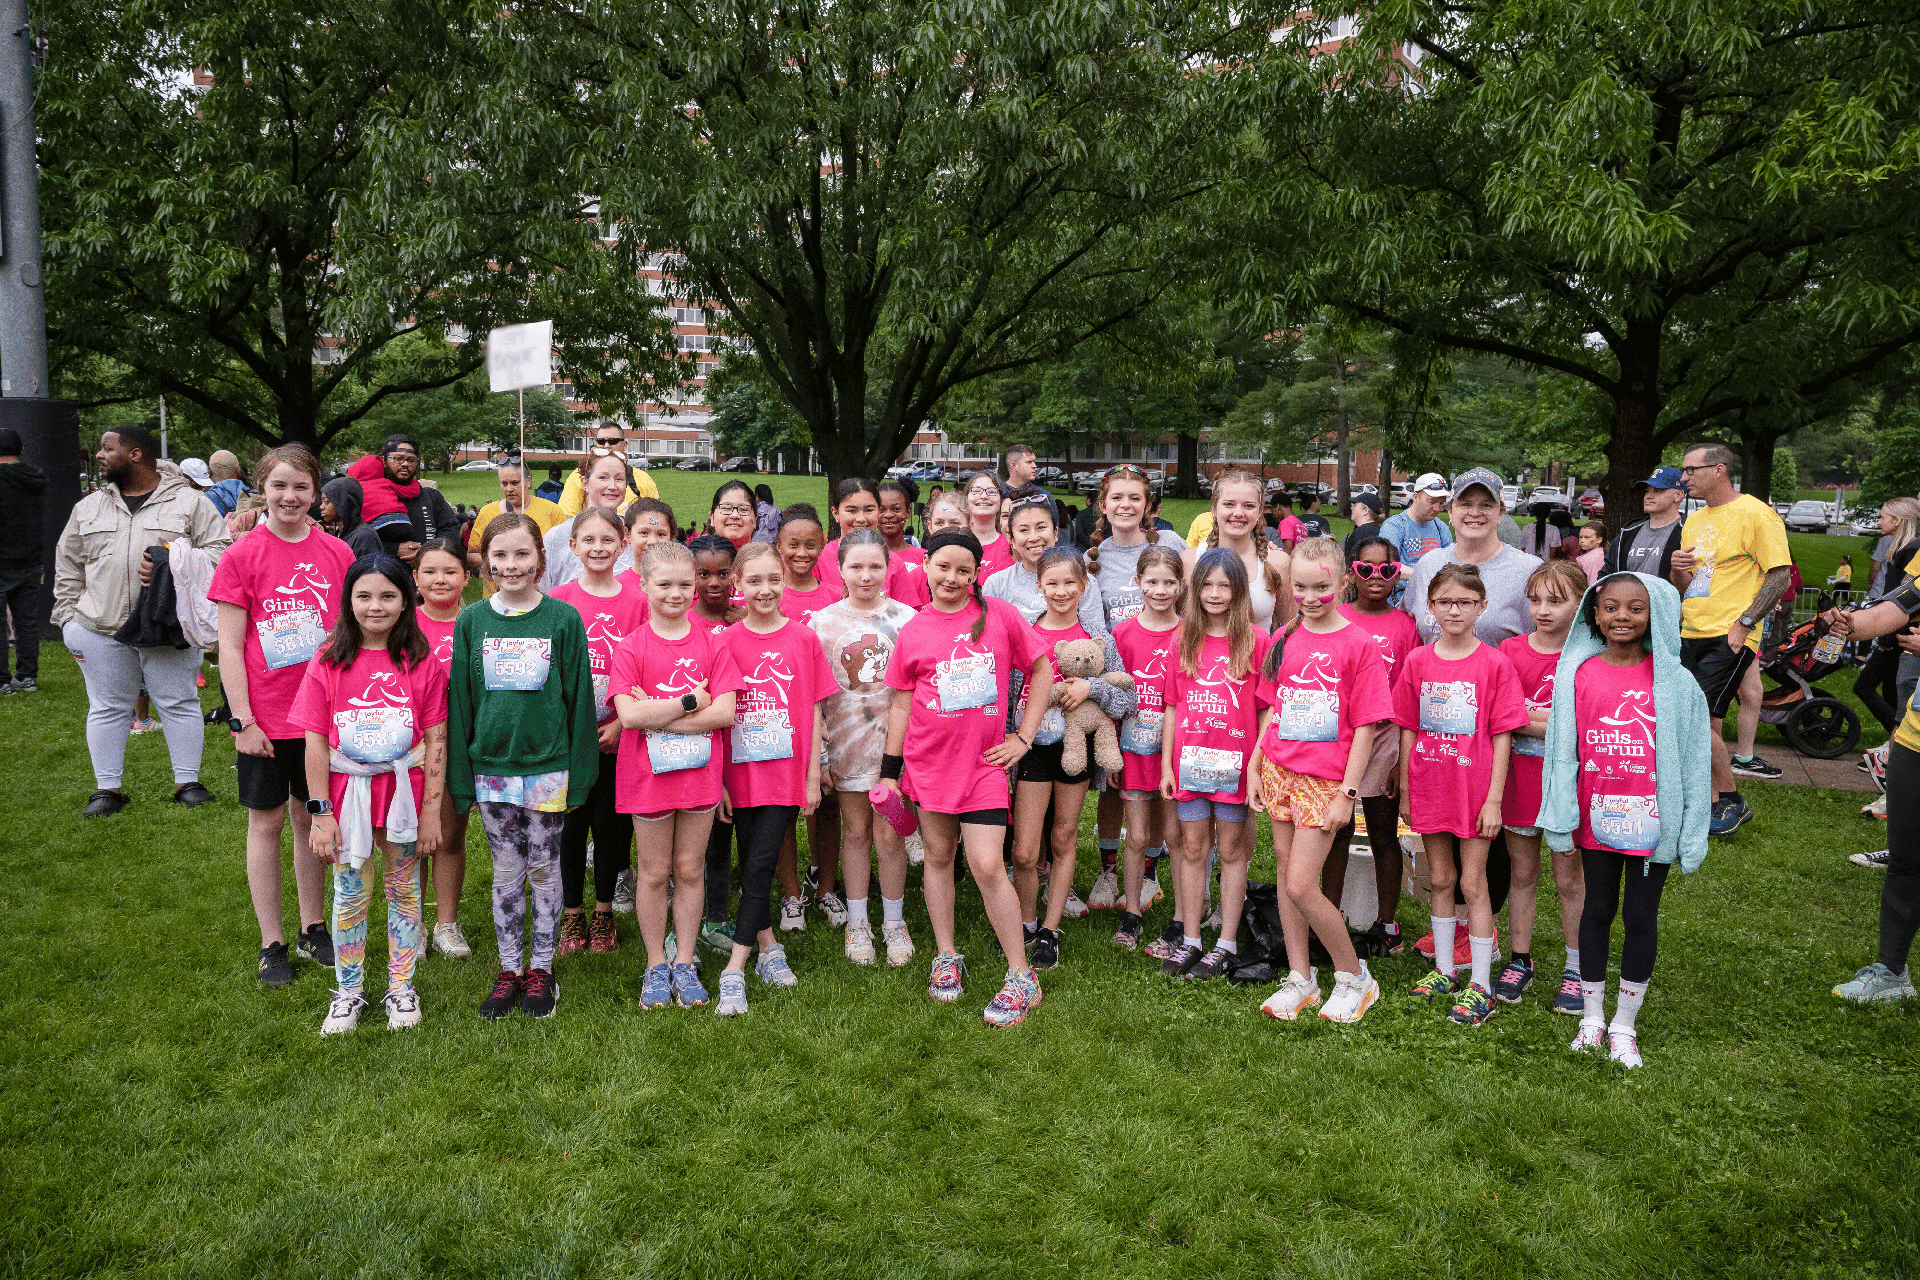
[338,434,462,568]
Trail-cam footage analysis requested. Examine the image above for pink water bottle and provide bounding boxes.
[870,784,919,839]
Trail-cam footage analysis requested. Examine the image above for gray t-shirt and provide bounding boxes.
[1620,518,1680,577]
[1404,543,1544,646]
[1089,531,1187,630]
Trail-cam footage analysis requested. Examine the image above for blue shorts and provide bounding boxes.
[1177,798,1248,824]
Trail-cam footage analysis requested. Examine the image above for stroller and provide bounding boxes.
[1756,599,1862,759]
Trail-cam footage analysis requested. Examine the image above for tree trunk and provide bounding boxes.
[1175,431,1201,498]
[1606,336,1662,526]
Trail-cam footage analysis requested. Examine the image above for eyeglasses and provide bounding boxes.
[1350,561,1403,581]
[1677,463,1721,475]
[1429,597,1482,612]
[1104,465,1148,480]
[713,503,753,517]
[385,449,419,460]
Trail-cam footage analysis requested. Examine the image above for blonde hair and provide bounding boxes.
[1179,547,1257,679]
[732,539,781,576]
[1288,535,1342,576]
[640,540,694,577]
[1881,497,1920,552]
[1526,558,1588,602]
[926,492,967,530]
[1205,470,1284,604]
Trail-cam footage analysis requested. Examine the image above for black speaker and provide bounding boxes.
[0,397,80,632]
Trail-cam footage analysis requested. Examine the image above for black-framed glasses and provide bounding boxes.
[1678,462,1721,475]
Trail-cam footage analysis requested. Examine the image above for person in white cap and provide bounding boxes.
[1378,472,1455,569]
[178,457,214,490]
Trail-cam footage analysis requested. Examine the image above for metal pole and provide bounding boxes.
[159,394,168,458]
[518,386,526,459]
[0,0,48,397]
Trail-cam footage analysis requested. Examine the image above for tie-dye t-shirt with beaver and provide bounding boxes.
[809,596,918,791]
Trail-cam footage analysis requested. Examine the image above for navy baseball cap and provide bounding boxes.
[1635,466,1683,491]
[1450,466,1505,502]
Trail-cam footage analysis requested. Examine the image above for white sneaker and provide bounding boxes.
[882,920,915,967]
[1140,874,1164,909]
[1571,1020,1607,1053]
[612,867,636,913]
[1862,795,1887,818]
[715,969,749,1017]
[904,831,925,866]
[1319,963,1380,1024]
[778,896,806,931]
[1260,969,1321,1020]
[845,920,877,965]
[384,986,422,1029]
[818,890,850,926]
[1607,1027,1643,1068]
[431,921,471,959]
[1088,868,1119,910]
[1851,848,1891,869]
[321,989,366,1036]
[1063,890,1089,919]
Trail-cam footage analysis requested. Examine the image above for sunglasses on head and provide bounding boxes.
[1350,560,1403,581]
[1104,464,1148,480]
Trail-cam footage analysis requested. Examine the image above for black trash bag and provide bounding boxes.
[1225,883,1286,984]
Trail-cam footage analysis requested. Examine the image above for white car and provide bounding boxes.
[885,464,913,479]
[1501,484,1520,507]
[455,459,498,471]
[1529,486,1567,504]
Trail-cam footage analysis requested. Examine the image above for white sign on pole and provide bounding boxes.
[486,321,554,393]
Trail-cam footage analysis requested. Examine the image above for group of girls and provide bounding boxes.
[225,457,1712,1057]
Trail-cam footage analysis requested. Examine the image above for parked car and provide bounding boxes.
[719,456,757,472]
[1528,486,1567,504]
[1783,499,1832,533]
[1501,484,1520,508]
[884,464,913,479]
[1389,481,1415,508]
[1035,466,1066,484]
[1852,512,1884,536]
[676,456,716,471]
[907,465,942,482]
[455,459,498,471]
[1577,488,1605,518]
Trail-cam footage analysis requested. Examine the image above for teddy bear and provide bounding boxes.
[1049,637,1134,777]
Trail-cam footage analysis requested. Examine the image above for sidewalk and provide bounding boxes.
[1745,750,1875,793]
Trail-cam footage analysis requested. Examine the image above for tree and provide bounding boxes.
[1230,0,1920,518]
[42,0,688,451]
[704,361,810,466]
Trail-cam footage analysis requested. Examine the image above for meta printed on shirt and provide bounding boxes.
[288,647,448,816]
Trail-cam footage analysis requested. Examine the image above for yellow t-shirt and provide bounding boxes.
[557,465,659,518]
[1187,511,1214,547]
[1893,546,1920,753]
[468,495,566,595]
[1678,493,1792,649]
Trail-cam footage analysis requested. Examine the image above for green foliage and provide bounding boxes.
[1771,446,1800,503]
[1861,398,1920,509]
[704,361,811,463]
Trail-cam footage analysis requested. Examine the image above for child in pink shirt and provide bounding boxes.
[411,536,472,957]
[1112,547,1184,951]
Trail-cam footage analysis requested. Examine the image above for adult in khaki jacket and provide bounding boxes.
[54,427,231,816]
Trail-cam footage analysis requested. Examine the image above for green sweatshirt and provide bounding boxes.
[446,595,600,811]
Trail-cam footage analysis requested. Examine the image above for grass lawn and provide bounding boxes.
[5,639,1917,1279]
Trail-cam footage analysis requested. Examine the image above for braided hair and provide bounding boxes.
[923,528,989,641]
[1086,466,1152,580]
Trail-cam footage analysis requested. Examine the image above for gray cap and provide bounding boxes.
[1451,466,1504,503]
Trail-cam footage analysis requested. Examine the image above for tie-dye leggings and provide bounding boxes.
[479,803,566,972]
[333,841,423,996]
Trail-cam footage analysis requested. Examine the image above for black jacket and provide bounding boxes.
[0,460,47,567]
[1602,516,1684,581]
[111,545,189,649]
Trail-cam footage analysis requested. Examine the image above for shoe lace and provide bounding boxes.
[328,989,362,1015]
[526,970,551,998]
[490,970,521,998]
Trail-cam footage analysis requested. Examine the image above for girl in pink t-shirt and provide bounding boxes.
[819,478,928,607]
[1392,563,1528,1027]
[775,505,839,627]
[960,469,1016,581]
[769,506,844,930]
[413,536,472,958]
[875,480,929,607]
[688,533,741,634]
[872,529,1053,1026]
[612,541,742,1011]
[1113,547,1184,953]
[713,540,836,1015]
[1248,538,1394,1024]
[291,554,448,1035]
[551,509,649,959]
[1159,548,1271,982]
[1495,558,1586,1011]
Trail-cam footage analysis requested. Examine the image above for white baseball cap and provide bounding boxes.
[1413,472,1450,498]
[178,457,213,487]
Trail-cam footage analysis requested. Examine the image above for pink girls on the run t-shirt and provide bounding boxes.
[779,581,842,629]
[609,621,743,813]
[551,577,651,724]
[1112,617,1178,793]
[207,524,357,738]
[288,646,448,816]
[1016,619,1090,747]
[1256,621,1394,782]
[418,612,459,675]
[1164,630,1272,805]
[1390,641,1529,839]
[720,617,836,809]
[1573,654,1661,853]
[977,534,1016,583]
[883,596,1045,814]
[1497,634,1561,827]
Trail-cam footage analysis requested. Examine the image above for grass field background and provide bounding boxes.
[5,615,1917,1275]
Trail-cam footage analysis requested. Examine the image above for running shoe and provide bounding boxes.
[1112,912,1144,951]
[883,920,915,967]
[697,920,736,954]
[803,863,820,901]
[258,941,293,988]
[1030,927,1060,970]
[129,716,159,734]
[1445,982,1495,1026]
[1570,1020,1608,1053]
[556,912,588,958]
[1709,792,1753,836]
[778,896,806,931]
[669,962,707,1007]
[1260,969,1321,1020]
[1552,970,1584,1016]
[1185,944,1234,981]
[296,922,335,968]
[845,920,878,966]
[1413,929,1479,968]
[1492,957,1535,1005]
[1140,873,1164,909]
[1862,796,1887,819]
[904,831,925,866]
[384,985,422,1029]
[611,867,636,914]
[1088,869,1119,911]
[1850,848,1891,869]
[1062,890,1090,919]
[1161,941,1204,977]
[8,677,32,693]
[321,988,366,1035]
[1866,743,1889,791]
[637,963,673,1010]
[715,969,749,1017]
[755,945,798,987]
[480,968,525,1019]
[521,968,558,1017]
[988,922,1039,958]
[818,890,850,926]
[431,921,472,959]
[982,969,1042,1027]
[928,951,966,1003]
[589,911,619,952]
[1607,1028,1643,1068]
[1411,969,1462,1002]
[1730,754,1783,780]
[1320,964,1381,1024]
[1833,962,1917,1004]
[1144,919,1183,961]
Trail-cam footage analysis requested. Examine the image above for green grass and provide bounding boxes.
[4,645,1918,1278]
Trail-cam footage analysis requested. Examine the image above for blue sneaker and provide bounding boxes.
[638,963,673,1010]
[670,961,708,1007]
[755,945,798,987]
[1709,793,1752,836]
[1551,969,1585,1016]
[1833,962,1916,1004]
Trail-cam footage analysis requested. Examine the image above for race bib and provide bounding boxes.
[1119,707,1162,755]
[335,706,414,764]
[1590,792,1660,853]
[936,653,996,712]
[1275,688,1339,742]
[647,729,712,773]
[592,671,612,720]
[482,636,552,691]
[256,609,326,671]
[1178,745,1243,795]
[1105,590,1144,625]
[1683,560,1714,600]
[1032,705,1067,747]
[1419,680,1477,736]
[731,709,795,763]
[1512,733,1547,758]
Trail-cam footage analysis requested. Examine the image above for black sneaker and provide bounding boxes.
[1030,927,1060,970]
[479,969,524,1019]
[1730,754,1783,780]
[295,922,336,968]
[1355,920,1398,958]
[1492,957,1535,1004]
[1113,912,1145,950]
[10,677,33,694]
[1161,941,1204,976]
[1144,917,1183,960]
[82,789,130,818]
[989,922,1039,958]
[257,940,293,987]
[1185,944,1235,981]
[1709,793,1753,836]
[521,968,559,1018]
[173,782,215,806]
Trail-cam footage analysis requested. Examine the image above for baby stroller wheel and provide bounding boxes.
[1784,697,1860,760]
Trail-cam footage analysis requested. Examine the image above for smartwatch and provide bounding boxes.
[680,693,699,713]
[225,715,251,733]
[306,798,333,817]
[1341,785,1360,800]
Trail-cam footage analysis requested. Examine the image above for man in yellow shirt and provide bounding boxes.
[556,422,659,517]
[1670,442,1794,835]
[467,461,565,594]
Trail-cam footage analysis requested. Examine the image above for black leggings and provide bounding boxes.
[559,752,631,909]
[732,804,799,942]
[704,812,742,921]
[1877,742,1920,973]
[1855,645,1905,733]
[1578,848,1671,985]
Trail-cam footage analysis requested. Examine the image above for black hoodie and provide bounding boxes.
[0,460,47,567]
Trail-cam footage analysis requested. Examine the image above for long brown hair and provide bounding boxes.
[923,529,989,641]
[321,554,430,671]
[1180,547,1257,679]
[1086,465,1152,579]
[1205,470,1285,606]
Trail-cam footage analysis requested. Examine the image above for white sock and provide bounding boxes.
[1469,933,1495,991]
[1023,920,1037,932]
[1564,947,1580,975]
[1611,979,1649,1034]
[847,896,870,925]
[1432,916,1458,977]
[1184,935,1203,950]
[881,895,904,925]
[1215,937,1238,954]
[1582,980,1607,1024]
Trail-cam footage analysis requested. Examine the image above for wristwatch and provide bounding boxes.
[306,798,333,816]
[225,714,253,733]
[1341,785,1360,800]
[680,693,698,713]
[1737,614,1758,630]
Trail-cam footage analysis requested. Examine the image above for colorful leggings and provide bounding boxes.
[479,802,565,972]
[332,842,423,995]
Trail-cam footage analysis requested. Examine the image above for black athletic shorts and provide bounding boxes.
[236,736,313,811]
[1679,635,1757,720]
[1014,736,1092,787]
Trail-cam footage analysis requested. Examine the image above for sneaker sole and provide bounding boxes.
[1320,985,1379,1024]
[846,948,877,965]
[1493,984,1533,1005]
[929,987,962,1003]
[1262,994,1321,1021]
